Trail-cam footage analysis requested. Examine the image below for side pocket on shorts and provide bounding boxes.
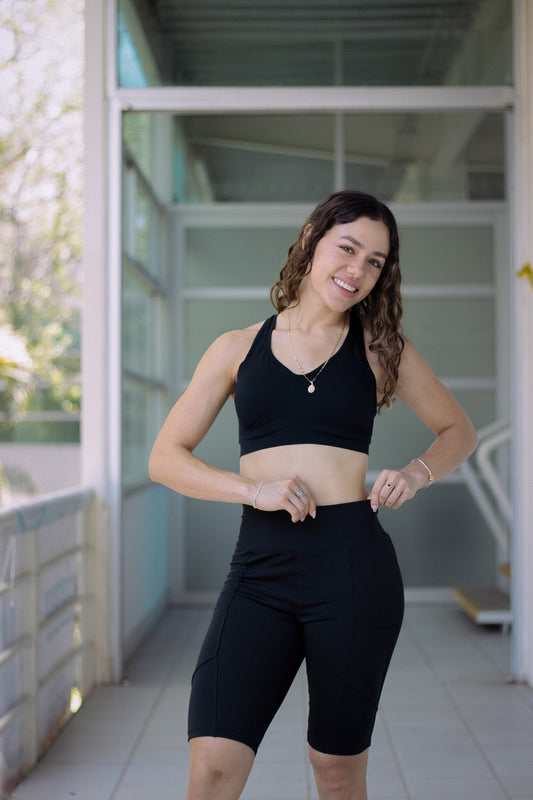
[352,519,404,630]
[191,559,249,678]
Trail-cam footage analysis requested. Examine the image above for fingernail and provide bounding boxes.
[311,510,316,519]
[371,504,378,512]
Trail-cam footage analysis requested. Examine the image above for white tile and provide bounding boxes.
[130,740,191,765]
[11,605,533,800]
[395,741,493,780]
[490,758,533,777]
[501,773,533,795]
[241,760,309,800]
[40,740,133,764]
[10,762,123,800]
[112,762,186,800]
[406,777,508,799]
[367,760,408,798]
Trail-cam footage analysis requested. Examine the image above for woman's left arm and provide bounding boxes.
[367,337,478,511]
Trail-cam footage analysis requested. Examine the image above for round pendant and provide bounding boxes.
[307,384,315,394]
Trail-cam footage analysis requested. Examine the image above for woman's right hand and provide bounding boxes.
[252,476,317,523]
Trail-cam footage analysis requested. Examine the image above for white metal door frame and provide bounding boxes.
[84,0,533,682]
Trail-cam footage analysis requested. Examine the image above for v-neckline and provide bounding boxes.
[268,313,352,378]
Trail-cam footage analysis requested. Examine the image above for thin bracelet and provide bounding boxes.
[411,457,434,485]
[252,480,264,509]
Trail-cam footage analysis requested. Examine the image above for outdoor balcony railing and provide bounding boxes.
[0,486,108,796]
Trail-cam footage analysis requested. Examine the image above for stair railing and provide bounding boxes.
[458,418,512,559]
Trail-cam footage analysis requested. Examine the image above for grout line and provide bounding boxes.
[378,709,412,800]
[404,609,514,800]
[297,673,316,800]
[107,607,208,800]
[378,626,414,800]
[516,682,533,712]
[467,622,513,681]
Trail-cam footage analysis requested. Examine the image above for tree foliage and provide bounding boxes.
[0,0,84,427]
[0,319,33,425]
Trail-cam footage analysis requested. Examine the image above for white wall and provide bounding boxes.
[0,444,81,497]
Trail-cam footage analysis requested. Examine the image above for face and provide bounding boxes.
[306,217,390,311]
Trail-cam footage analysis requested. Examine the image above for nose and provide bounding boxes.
[346,254,365,276]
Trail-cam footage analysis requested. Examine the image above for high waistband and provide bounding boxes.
[239,500,384,552]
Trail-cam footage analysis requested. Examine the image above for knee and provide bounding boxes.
[310,754,349,797]
[189,744,232,785]
[187,737,254,799]
[309,748,368,800]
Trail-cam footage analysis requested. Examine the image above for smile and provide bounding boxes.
[333,277,357,293]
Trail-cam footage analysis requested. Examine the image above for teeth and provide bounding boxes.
[333,278,356,293]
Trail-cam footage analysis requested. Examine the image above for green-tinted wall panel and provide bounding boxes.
[402,297,495,376]
[399,225,494,284]
[185,227,297,286]
[379,484,496,587]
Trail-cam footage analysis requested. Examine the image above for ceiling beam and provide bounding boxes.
[118,85,514,113]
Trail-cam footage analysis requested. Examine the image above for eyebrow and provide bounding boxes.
[339,235,388,260]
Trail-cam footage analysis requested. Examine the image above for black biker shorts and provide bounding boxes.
[188,500,404,756]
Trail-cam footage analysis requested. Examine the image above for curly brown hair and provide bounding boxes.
[270,190,404,410]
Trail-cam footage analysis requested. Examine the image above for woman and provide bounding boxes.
[149,190,477,800]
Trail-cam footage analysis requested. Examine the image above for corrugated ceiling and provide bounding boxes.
[137,0,492,86]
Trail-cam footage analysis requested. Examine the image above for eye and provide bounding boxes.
[369,258,383,269]
[340,245,354,254]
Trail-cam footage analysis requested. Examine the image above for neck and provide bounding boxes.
[284,299,348,332]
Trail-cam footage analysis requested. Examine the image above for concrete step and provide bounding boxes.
[453,586,512,626]
[500,562,511,579]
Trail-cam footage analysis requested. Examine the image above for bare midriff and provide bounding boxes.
[240,444,369,506]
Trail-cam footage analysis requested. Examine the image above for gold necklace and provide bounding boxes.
[287,312,347,394]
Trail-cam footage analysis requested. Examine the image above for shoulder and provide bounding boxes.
[209,320,265,357]
[395,335,448,410]
[395,336,433,384]
[197,319,268,383]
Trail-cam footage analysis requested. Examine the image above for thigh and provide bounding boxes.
[304,531,404,756]
[188,562,304,754]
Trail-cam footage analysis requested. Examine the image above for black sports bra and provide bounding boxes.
[234,313,377,457]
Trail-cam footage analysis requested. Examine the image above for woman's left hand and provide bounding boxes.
[367,467,420,512]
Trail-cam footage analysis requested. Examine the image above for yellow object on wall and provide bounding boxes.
[517,262,533,288]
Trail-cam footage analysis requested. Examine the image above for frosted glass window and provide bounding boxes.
[122,380,160,484]
[184,228,297,288]
[122,266,160,380]
[400,226,494,284]
[402,297,495,377]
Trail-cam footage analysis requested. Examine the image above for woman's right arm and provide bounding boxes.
[149,328,316,521]
[149,330,257,505]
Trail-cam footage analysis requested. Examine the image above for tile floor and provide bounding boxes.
[10,604,533,800]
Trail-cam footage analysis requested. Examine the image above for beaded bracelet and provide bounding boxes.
[252,480,264,509]
[412,457,434,485]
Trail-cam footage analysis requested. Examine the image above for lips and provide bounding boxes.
[333,277,358,295]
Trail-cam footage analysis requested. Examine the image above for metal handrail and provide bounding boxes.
[458,418,512,558]
[458,460,510,554]
[476,427,512,523]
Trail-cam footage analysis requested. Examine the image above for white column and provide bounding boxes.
[81,0,121,681]
[510,0,533,683]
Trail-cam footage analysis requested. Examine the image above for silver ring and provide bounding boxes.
[386,482,392,488]
[295,489,305,498]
